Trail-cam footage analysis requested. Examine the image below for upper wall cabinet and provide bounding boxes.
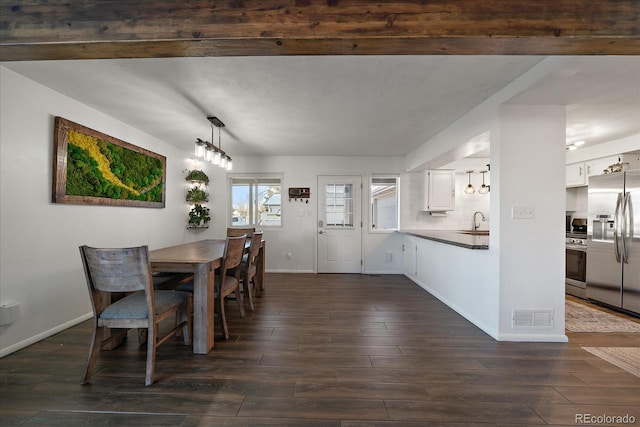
[566,155,621,187]
[566,162,587,187]
[586,155,622,177]
[422,170,455,212]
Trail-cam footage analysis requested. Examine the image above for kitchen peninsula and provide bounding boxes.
[399,228,497,340]
[399,229,489,250]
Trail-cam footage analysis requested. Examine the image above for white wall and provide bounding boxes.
[496,105,567,341]
[228,155,406,274]
[0,67,220,356]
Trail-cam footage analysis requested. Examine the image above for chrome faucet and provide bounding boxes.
[473,211,486,231]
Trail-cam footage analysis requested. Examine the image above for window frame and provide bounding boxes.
[228,174,284,229]
[369,174,400,233]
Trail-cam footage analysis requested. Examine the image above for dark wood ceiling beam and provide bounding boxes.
[1,0,639,60]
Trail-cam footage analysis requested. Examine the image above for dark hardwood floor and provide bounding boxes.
[2,273,639,426]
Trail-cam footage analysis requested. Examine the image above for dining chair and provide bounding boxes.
[227,227,255,237]
[175,234,247,340]
[240,231,264,311]
[79,245,192,386]
[214,234,247,339]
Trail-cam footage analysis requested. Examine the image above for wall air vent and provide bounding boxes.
[512,309,554,329]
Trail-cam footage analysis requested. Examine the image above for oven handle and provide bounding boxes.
[614,192,622,263]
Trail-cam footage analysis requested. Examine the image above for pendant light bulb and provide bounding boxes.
[464,171,475,194]
[478,170,489,194]
[194,139,205,158]
[226,158,233,171]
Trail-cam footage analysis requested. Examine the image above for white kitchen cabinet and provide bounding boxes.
[422,170,455,212]
[403,235,418,278]
[566,155,622,187]
[586,155,621,178]
[566,162,587,187]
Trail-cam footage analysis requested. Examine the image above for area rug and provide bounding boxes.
[565,300,640,333]
[582,347,640,378]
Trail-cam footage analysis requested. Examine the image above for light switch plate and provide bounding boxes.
[512,206,535,219]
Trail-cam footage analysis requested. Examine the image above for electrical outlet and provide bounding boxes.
[512,206,534,219]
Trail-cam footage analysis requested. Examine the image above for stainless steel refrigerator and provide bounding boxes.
[587,169,640,315]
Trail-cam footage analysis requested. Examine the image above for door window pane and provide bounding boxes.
[325,183,353,227]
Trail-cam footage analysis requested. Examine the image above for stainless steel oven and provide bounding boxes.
[566,236,587,298]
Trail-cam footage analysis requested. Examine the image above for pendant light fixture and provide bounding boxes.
[478,170,490,194]
[464,171,475,194]
[200,116,232,171]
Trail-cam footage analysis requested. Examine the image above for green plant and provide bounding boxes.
[188,204,210,227]
[186,186,208,203]
[185,169,209,184]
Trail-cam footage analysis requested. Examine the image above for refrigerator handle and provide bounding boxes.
[614,192,623,263]
[622,192,632,264]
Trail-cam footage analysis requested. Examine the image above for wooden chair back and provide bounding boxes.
[240,231,264,311]
[220,234,247,280]
[227,227,255,237]
[246,231,263,273]
[81,245,151,293]
[214,234,247,339]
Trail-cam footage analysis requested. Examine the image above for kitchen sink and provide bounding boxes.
[458,230,490,236]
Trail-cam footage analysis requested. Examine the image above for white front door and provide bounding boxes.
[317,175,362,273]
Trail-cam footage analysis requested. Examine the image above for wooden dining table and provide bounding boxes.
[149,238,265,354]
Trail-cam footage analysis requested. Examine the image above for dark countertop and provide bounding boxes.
[398,229,489,250]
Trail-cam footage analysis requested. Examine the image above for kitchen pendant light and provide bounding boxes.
[464,171,475,194]
[478,170,490,194]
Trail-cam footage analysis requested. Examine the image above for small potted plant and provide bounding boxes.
[186,186,209,203]
[187,204,211,228]
[185,169,209,184]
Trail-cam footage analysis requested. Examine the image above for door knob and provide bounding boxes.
[319,230,324,234]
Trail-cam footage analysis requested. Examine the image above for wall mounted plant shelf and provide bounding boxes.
[185,169,210,229]
[185,169,209,184]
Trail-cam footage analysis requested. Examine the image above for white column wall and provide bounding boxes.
[496,105,567,341]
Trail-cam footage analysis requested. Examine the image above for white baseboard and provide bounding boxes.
[266,269,315,274]
[497,333,569,343]
[364,270,403,275]
[0,312,93,358]
[266,270,403,275]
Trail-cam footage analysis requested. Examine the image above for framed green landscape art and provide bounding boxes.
[53,117,166,208]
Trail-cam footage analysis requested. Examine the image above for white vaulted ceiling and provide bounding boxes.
[3,56,639,159]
